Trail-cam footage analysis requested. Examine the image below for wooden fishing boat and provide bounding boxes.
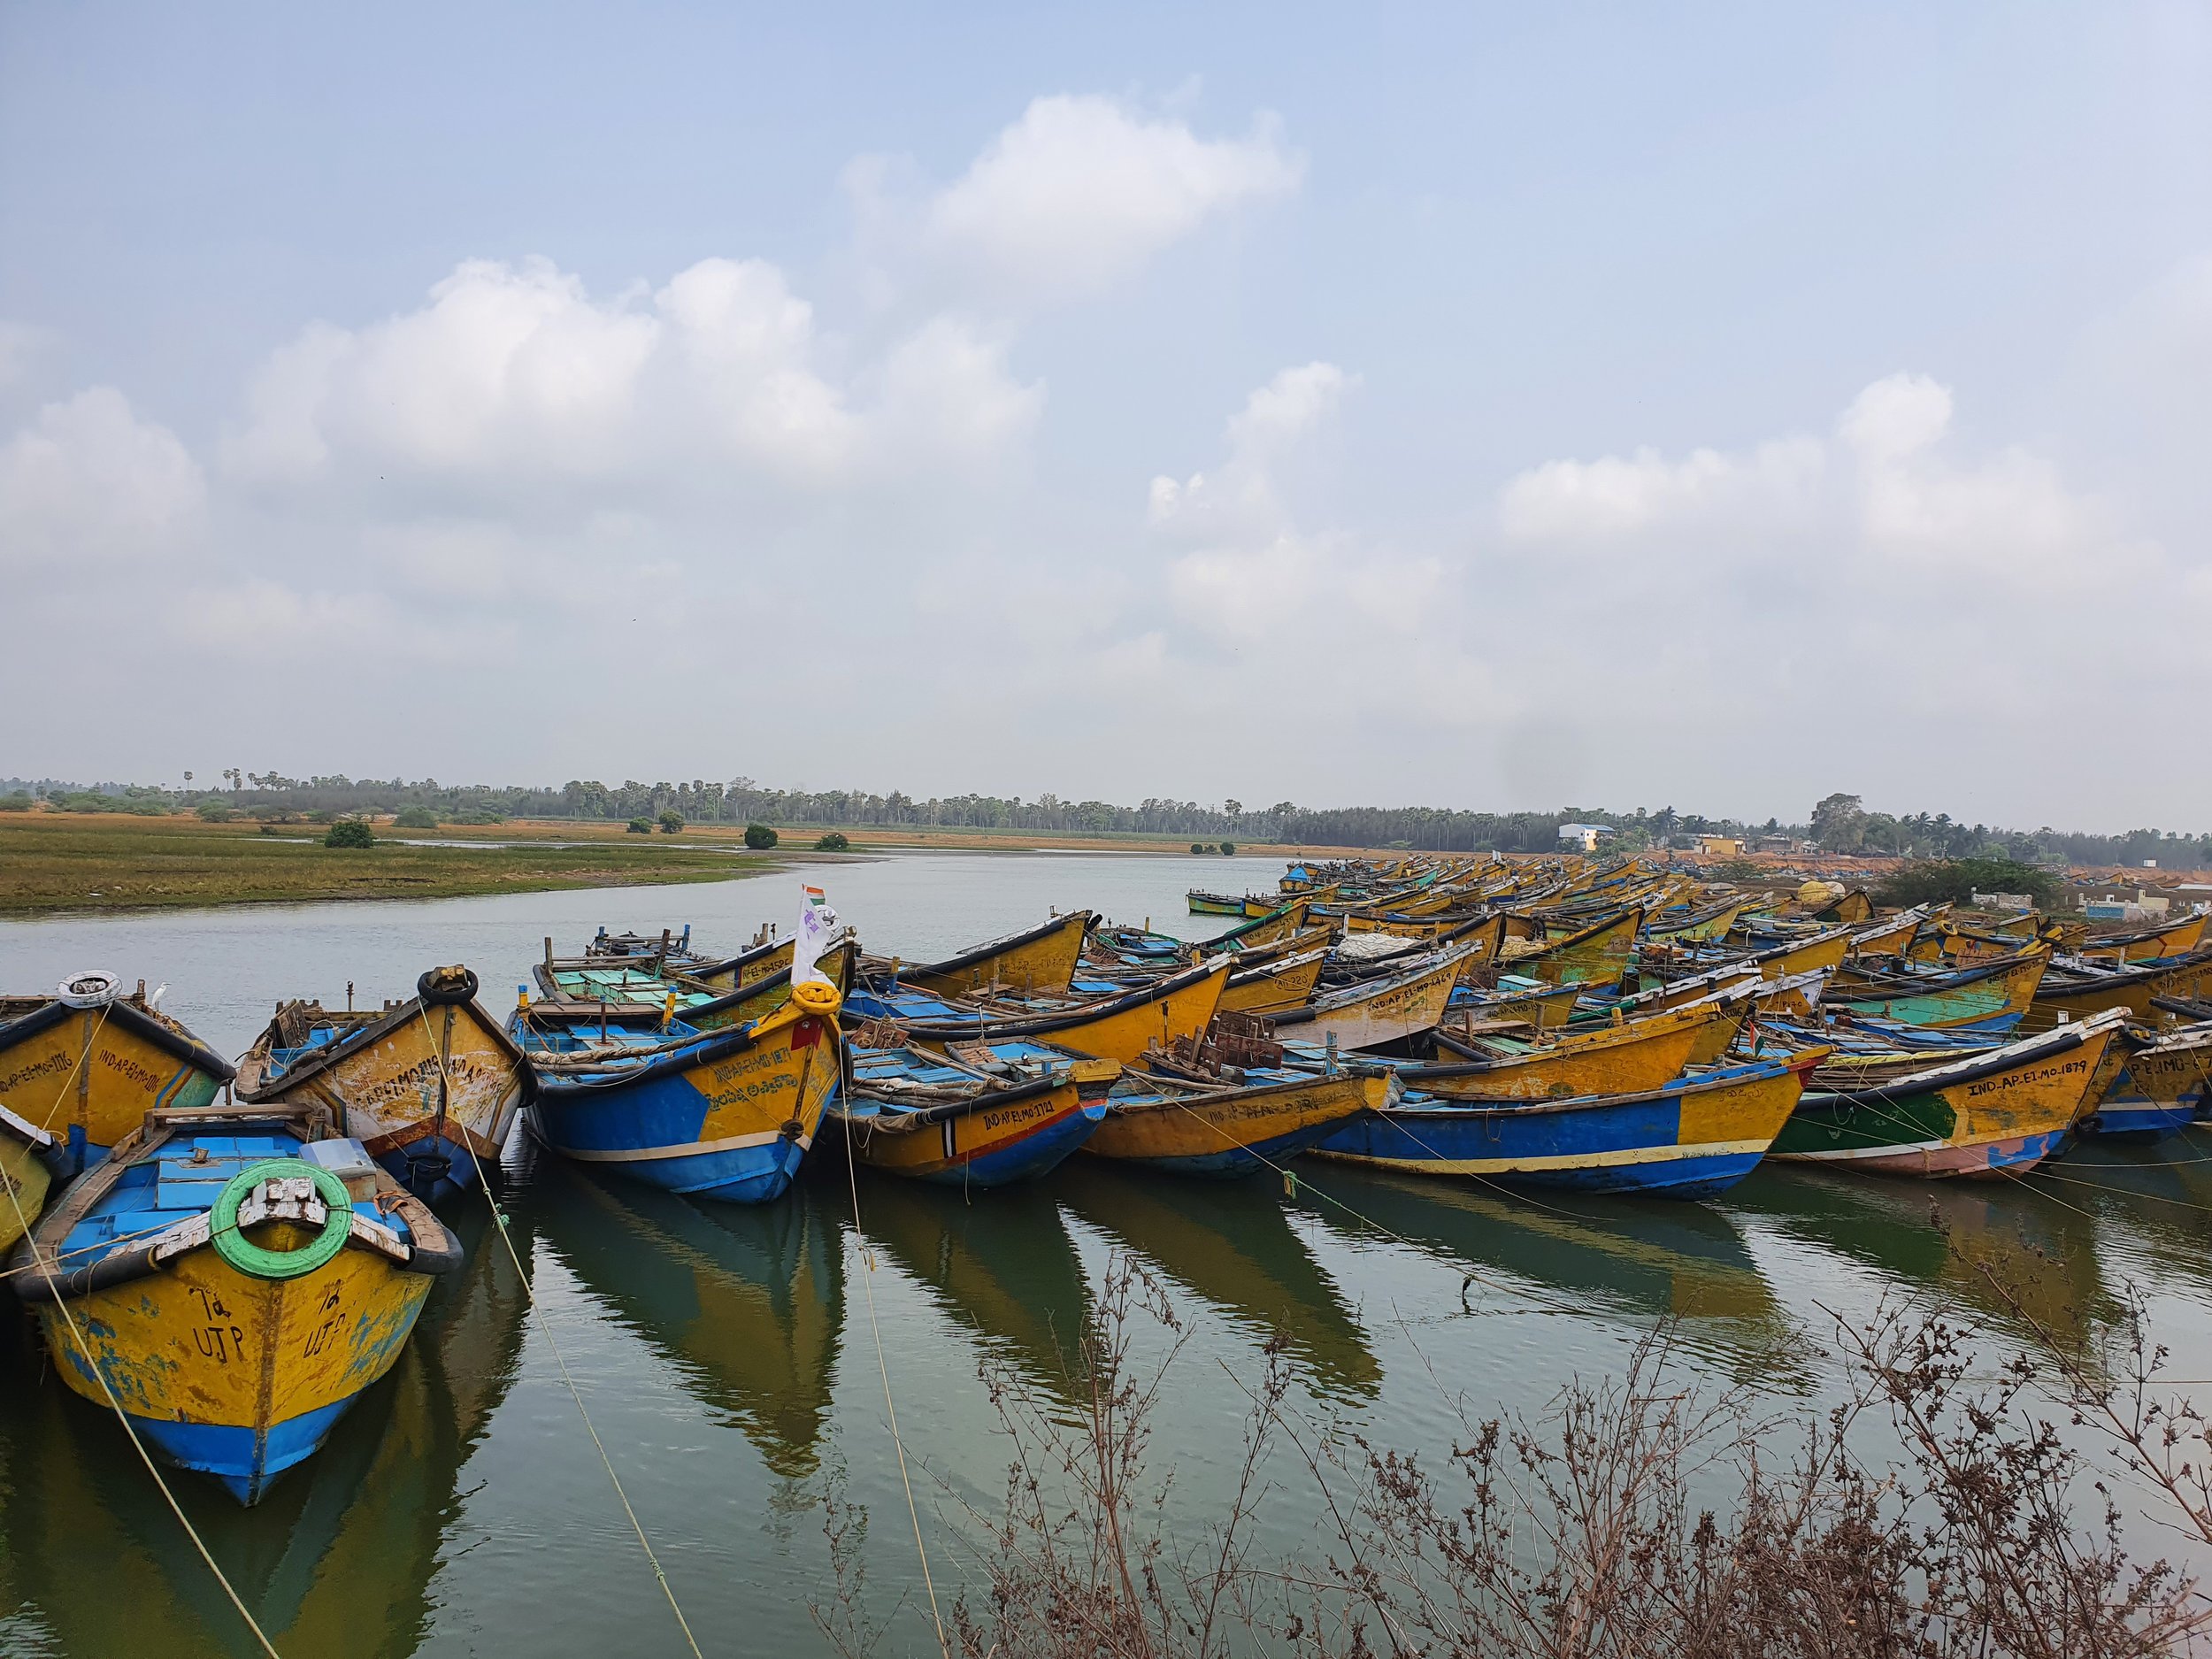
[0,973,233,1171]
[1187,889,1255,917]
[1208,900,1316,950]
[2082,911,2209,965]
[1847,908,1927,961]
[1406,1000,1716,1102]
[684,934,795,994]
[10,1103,462,1503]
[1747,925,1855,980]
[1219,947,1331,1016]
[844,956,1232,1066]
[872,910,1095,998]
[835,1042,1108,1187]
[1310,1051,1823,1198]
[540,940,856,1031]
[0,1103,58,1251]
[515,981,844,1202]
[2076,1022,2212,1141]
[1645,899,1744,943]
[2027,950,2212,1029]
[233,966,530,1202]
[1448,976,1586,1029]
[1080,1025,1384,1176]
[1827,948,2049,1033]
[1768,1010,2125,1178]
[1498,907,1642,988]
[1267,948,1471,1052]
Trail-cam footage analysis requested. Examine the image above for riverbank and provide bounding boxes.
[0,812,782,915]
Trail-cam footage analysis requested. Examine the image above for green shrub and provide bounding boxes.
[744,823,779,850]
[324,818,375,849]
[626,818,653,834]
[196,802,234,822]
[1218,841,1235,856]
[450,809,504,825]
[1873,857,2062,910]
[393,806,439,830]
[1192,842,1207,854]
[658,810,686,834]
[814,831,850,852]
[0,792,35,813]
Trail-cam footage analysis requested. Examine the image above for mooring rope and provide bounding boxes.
[836,1033,953,1658]
[10,1000,283,1657]
[415,1005,705,1659]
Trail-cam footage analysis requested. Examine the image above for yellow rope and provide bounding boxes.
[836,1036,952,1658]
[415,1005,705,1659]
[9,1001,283,1657]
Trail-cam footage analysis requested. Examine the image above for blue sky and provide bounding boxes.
[4,3,2208,827]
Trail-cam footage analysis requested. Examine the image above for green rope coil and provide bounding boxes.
[211,1159,352,1281]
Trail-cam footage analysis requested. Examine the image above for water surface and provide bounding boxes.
[1,852,2208,1656]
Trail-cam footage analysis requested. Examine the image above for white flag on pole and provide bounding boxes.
[793,884,841,987]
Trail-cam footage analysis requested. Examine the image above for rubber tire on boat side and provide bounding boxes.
[211,1159,354,1281]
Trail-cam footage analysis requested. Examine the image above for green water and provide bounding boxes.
[0,853,2208,1656]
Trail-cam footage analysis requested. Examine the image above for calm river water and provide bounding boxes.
[1,852,2208,1656]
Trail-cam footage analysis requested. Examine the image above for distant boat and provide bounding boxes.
[867,911,1096,998]
[11,1103,463,1503]
[844,956,1231,1066]
[234,966,529,1202]
[0,972,233,1171]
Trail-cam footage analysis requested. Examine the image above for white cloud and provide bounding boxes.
[1499,439,1824,541]
[916,95,1301,303]
[0,388,204,571]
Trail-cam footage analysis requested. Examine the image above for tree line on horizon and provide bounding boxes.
[5,774,2208,871]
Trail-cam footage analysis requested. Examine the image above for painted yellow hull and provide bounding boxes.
[1219,949,1328,1016]
[685,943,855,1030]
[691,938,794,994]
[844,1079,1089,1179]
[1225,902,1313,949]
[907,964,1230,1067]
[1514,908,1642,987]
[42,1226,430,1452]
[1424,1007,1711,1102]
[1085,1072,1384,1164]
[1281,954,1462,1050]
[1649,902,1743,943]
[0,1008,225,1151]
[2085,913,2208,964]
[0,1134,52,1253]
[1759,929,1851,980]
[1849,911,1923,959]
[905,912,1092,997]
[240,1000,525,1167]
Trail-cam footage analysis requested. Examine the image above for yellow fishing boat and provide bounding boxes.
[2083,912,2208,965]
[856,957,1232,1067]
[889,910,1096,997]
[1218,947,1331,1016]
[1269,948,1470,1051]
[0,1104,57,1252]
[1501,907,1644,988]
[1082,1064,1385,1176]
[1411,1001,1715,1102]
[13,1103,463,1503]
[233,966,529,1202]
[1847,909,1925,961]
[1751,925,1854,980]
[0,972,234,1167]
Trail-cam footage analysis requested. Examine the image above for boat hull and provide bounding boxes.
[39,1225,433,1503]
[1085,1072,1381,1178]
[1273,954,1462,1052]
[1415,1007,1710,1102]
[1771,1020,2117,1179]
[1310,1061,1808,1199]
[838,1083,1105,1187]
[528,1009,839,1203]
[1830,952,2048,1033]
[0,1001,228,1162]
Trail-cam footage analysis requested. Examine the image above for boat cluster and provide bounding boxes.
[1,849,2208,1509]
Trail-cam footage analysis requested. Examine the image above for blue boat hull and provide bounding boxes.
[2078,1102,2198,1141]
[131,1394,364,1505]
[910,1101,1106,1188]
[375,1132,484,1204]
[532,1069,815,1204]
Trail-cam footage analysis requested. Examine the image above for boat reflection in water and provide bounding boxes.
[1733,1162,2112,1347]
[0,1194,531,1658]
[1056,1160,1380,1402]
[843,1169,1091,1405]
[1297,1161,1799,1378]
[534,1157,845,1479]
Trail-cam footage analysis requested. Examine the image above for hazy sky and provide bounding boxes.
[4,4,2208,829]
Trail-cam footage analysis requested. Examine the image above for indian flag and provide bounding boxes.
[795,884,841,986]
